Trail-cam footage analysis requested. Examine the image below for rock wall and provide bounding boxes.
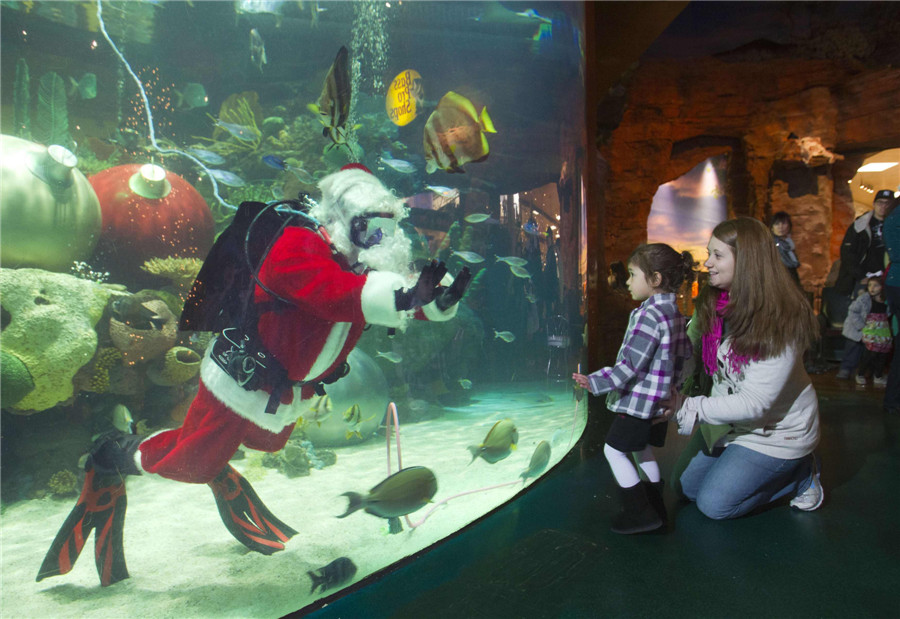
[597,58,900,290]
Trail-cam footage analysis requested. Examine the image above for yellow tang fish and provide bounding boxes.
[423,91,496,174]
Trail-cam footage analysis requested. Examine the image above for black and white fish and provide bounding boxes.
[308,557,357,594]
[307,46,353,151]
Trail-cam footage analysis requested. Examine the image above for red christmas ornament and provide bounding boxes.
[89,164,215,282]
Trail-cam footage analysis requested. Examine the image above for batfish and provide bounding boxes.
[423,91,496,174]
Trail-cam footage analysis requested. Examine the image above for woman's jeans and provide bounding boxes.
[679,441,813,520]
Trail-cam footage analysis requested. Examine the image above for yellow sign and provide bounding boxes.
[385,70,421,127]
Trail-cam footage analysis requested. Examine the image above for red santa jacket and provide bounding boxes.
[199,226,457,433]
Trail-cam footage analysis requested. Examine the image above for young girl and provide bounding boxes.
[672,218,822,519]
[573,244,694,534]
[854,276,892,386]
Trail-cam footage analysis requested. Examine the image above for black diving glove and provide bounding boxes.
[435,266,472,311]
[394,260,448,311]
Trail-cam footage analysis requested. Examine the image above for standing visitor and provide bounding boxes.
[573,243,693,534]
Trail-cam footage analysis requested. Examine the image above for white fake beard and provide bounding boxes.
[356,229,414,279]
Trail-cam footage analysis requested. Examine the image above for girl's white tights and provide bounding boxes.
[604,444,661,488]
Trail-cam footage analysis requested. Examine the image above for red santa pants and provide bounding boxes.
[138,380,294,484]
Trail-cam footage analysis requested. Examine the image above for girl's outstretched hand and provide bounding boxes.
[573,373,590,390]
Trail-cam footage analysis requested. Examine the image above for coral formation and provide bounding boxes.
[47,470,79,497]
[140,256,203,300]
[262,438,336,478]
[147,346,202,386]
[0,268,112,412]
[86,347,123,394]
[108,294,178,365]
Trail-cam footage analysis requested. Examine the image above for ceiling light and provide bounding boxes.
[857,162,898,173]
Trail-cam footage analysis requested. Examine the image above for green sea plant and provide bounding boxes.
[199,92,263,157]
[14,58,30,138]
[34,72,70,148]
[435,221,461,263]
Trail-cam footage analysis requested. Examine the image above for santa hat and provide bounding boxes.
[313,164,408,225]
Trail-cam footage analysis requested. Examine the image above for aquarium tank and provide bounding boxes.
[0,1,587,615]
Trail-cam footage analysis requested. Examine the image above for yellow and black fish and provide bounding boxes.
[424,91,496,174]
[342,404,375,440]
[338,466,438,533]
[307,46,353,150]
[468,418,518,464]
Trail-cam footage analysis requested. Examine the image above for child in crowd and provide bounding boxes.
[839,276,887,382]
[771,211,801,285]
[573,244,693,534]
[854,277,892,386]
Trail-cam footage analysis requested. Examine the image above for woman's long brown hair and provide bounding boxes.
[694,217,819,360]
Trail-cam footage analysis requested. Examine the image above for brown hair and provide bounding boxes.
[695,217,818,359]
[628,243,695,293]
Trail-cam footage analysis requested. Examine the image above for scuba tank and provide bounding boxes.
[179,196,334,413]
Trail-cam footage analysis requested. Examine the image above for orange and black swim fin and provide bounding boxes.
[208,465,297,555]
[36,466,130,586]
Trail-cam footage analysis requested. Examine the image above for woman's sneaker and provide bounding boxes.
[873,375,888,388]
[855,374,867,386]
[790,456,824,511]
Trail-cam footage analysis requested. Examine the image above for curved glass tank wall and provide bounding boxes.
[0,2,586,615]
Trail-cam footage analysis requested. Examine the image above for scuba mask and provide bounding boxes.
[350,211,396,249]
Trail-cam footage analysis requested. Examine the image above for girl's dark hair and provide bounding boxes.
[771,211,792,231]
[628,243,695,293]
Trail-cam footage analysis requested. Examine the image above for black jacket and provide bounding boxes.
[835,210,878,295]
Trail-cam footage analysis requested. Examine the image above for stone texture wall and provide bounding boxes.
[597,57,900,290]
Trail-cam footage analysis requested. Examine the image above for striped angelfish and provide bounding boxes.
[307,46,352,150]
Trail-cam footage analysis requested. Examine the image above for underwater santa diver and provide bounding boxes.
[36,165,472,586]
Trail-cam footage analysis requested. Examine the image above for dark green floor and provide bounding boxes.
[298,375,899,618]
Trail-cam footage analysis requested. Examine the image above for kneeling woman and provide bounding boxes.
[674,217,823,519]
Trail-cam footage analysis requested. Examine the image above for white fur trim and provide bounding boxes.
[421,298,459,321]
[422,271,460,321]
[199,349,309,434]
[305,322,352,380]
[135,429,169,475]
[361,271,408,327]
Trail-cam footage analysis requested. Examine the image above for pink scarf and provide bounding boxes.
[701,290,755,376]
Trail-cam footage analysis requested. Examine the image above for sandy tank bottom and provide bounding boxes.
[1,381,585,618]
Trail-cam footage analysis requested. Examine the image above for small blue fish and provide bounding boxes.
[510,265,531,279]
[464,213,490,224]
[379,153,416,174]
[262,155,314,184]
[215,120,258,142]
[451,250,485,264]
[208,169,246,187]
[425,185,459,200]
[494,330,516,343]
[495,255,528,267]
[185,147,225,165]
